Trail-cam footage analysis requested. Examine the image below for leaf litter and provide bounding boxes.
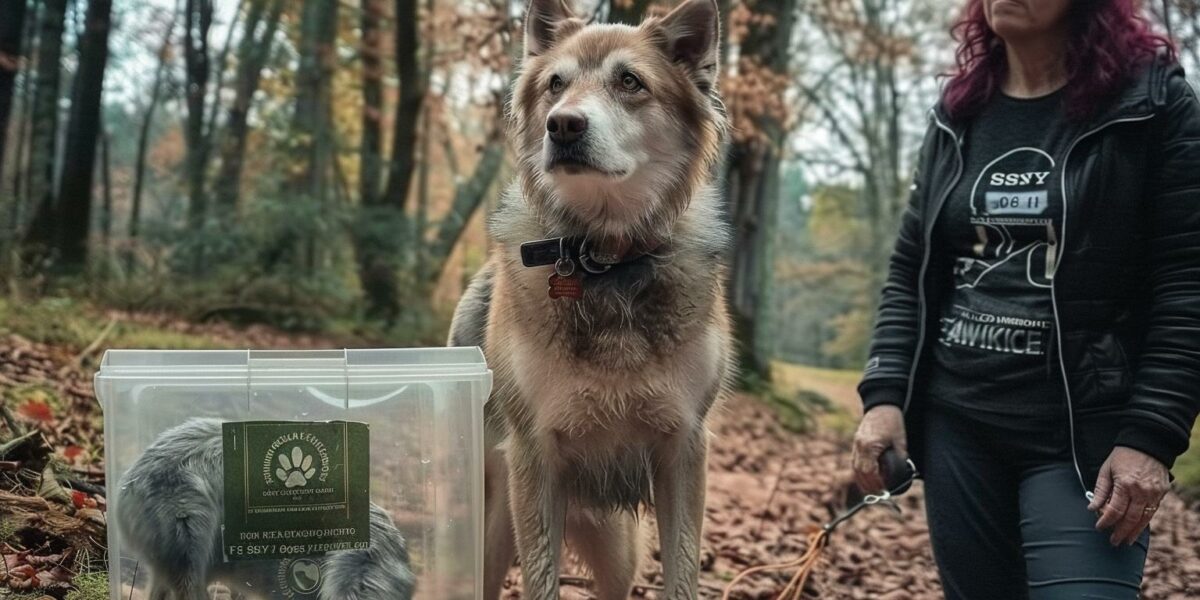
[2,318,1199,599]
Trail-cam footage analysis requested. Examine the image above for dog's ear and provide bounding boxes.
[656,0,720,91]
[524,0,580,57]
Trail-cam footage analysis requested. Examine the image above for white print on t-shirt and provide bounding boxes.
[937,145,1061,358]
[938,305,1049,356]
[988,171,1051,186]
[957,147,1059,290]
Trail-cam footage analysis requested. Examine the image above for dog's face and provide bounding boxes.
[512,0,724,240]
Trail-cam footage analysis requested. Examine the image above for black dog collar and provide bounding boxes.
[519,237,653,275]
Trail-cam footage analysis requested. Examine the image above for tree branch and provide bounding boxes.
[426,136,505,281]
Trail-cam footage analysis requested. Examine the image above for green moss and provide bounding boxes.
[1172,424,1200,502]
[0,516,17,543]
[818,406,862,439]
[0,297,231,351]
[64,572,109,600]
[3,383,64,412]
[0,296,94,347]
[109,323,232,350]
[741,369,833,434]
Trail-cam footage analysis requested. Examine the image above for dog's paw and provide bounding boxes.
[207,583,233,600]
[275,446,317,488]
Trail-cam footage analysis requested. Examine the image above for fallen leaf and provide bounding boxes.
[19,400,54,423]
[62,445,85,462]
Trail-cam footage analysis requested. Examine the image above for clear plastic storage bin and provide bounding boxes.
[95,348,491,600]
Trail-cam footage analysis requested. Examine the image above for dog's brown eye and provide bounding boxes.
[620,72,643,92]
[550,75,565,94]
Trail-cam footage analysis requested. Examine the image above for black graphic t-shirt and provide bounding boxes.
[926,90,1072,416]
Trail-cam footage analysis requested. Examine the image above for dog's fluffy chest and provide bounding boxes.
[492,263,728,442]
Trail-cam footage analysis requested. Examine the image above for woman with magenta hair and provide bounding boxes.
[850,0,1200,597]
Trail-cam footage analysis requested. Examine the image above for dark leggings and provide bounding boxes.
[921,403,1149,599]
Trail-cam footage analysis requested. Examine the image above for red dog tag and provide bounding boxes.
[548,273,583,300]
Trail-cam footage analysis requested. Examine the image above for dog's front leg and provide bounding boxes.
[654,431,708,600]
[507,436,567,600]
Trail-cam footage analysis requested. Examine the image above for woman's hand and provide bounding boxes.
[1089,446,1169,546]
[852,405,907,493]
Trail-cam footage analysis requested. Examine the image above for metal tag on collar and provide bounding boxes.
[520,237,567,268]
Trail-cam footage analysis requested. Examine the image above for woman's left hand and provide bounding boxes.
[1088,446,1169,546]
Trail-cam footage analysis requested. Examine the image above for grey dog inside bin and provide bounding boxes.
[94,348,491,600]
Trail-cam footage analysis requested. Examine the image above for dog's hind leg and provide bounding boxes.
[566,510,640,600]
[653,432,708,600]
[484,445,516,600]
[146,579,171,600]
[506,438,567,600]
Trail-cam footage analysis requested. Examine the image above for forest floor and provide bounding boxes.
[1,303,1199,599]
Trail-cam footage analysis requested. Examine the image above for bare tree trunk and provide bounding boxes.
[427,134,505,282]
[6,1,36,243]
[290,0,336,199]
[0,0,29,183]
[381,0,421,208]
[98,127,110,248]
[9,0,38,227]
[413,0,435,279]
[56,0,112,270]
[415,107,430,278]
[203,0,243,149]
[286,0,337,273]
[22,0,66,250]
[726,0,796,376]
[358,0,384,208]
[130,14,175,244]
[212,0,283,211]
[353,0,414,323]
[183,0,213,228]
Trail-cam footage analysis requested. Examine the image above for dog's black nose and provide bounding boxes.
[547,111,588,144]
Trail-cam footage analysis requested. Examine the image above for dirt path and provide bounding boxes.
[2,322,1200,599]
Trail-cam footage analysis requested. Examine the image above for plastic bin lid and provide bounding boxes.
[96,347,489,378]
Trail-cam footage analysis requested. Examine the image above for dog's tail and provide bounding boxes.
[117,419,225,599]
[447,259,495,348]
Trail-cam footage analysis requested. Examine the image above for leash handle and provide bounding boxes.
[880,447,916,495]
[824,448,917,535]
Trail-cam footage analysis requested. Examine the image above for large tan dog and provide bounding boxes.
[448,0,732,598]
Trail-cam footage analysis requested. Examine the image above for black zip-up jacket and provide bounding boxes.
[859,58,1200,492]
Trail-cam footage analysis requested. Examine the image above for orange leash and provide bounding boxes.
[721,527,828,600]
[721,450,916,600]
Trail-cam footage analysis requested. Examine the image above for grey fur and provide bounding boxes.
[116,419,415,600]
[446,261,494,349]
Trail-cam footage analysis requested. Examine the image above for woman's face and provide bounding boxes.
[984,0,1072,42]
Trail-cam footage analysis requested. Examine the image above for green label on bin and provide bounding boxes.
[222,421,370,562]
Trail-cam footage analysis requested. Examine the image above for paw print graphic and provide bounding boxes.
[275,446,316,488]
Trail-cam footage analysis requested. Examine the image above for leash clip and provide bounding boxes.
[862,491,891,505]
